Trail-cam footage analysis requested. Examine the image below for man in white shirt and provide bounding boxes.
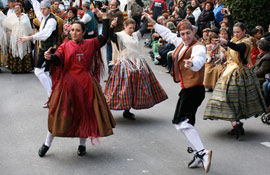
[144,13,213,173]
[2,0,14,16]
[19,0,58,107]
[80,0,97,38]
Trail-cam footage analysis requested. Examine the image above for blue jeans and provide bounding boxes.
[106,43,113,73]
[263,81,270,106]
[263,81,270,97]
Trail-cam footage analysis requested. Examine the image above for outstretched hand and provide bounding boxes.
[184,56,194,69]
[213,38,228,46]
[44,47,53,60]
[18,35,33,43]
[142,12,156,25]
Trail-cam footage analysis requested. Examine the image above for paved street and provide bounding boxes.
[1,35,270,175]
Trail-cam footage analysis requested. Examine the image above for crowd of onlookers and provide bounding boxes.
[1,0,270,102]
[145,0,269,76]
[142,0,270,116]
[142,0,270,95]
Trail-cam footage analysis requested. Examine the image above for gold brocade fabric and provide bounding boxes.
[221,36,252,85]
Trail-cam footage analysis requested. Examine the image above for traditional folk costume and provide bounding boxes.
[38,19,116,157]
[203,44,224,90]
[0,12,8,70]
[204,36,267,138]
[31,0,58,99]
[3,13,33,73]
[153,21,212,173]
[104,21,168,116]
[63,16,78,42]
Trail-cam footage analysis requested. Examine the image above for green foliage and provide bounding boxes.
[223,0,270,33]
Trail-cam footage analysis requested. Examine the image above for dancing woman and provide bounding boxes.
[104,18,168,120]
[204,22,267,139]
[39,11,116,157]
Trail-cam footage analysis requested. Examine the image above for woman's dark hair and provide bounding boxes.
[234,22,246,31]
[124,18,136,26]
[205,0,214,11]
[257,39,270,52]
[192,0,200,7]
[67,7,78,17]
[186,5,194,11]
[71,21,86,32]
[178,0,187,7]
[250,28,260,37]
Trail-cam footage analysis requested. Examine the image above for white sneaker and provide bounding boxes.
[188,155,201,168]
[202,150,212,173]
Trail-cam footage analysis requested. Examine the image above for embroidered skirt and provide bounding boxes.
[104,57,168,110]
[7,53,33,73]
[204,66,267,121]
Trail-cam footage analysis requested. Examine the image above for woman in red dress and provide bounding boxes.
[38,11,116,157]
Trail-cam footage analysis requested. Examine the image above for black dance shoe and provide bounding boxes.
[227,122,245,139]
[77,145,86,156]
[38,144,49,157]
[235,122,245,139]
[123,111,136,120]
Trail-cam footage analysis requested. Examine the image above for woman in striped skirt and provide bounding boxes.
[104,18,168,120]
[204,22,267,139]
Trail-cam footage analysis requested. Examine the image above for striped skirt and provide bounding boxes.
[204,66,267,121]
[104,57,168,110]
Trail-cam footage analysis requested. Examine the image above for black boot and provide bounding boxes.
[227,128,237,135]
[123,110,136,120]
[38,144,49,157]
[235,122,245,139]
[77,145,86,156]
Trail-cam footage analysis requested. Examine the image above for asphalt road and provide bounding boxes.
[1,35,270,175]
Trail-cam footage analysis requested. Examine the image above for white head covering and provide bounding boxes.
[40,0,51,8]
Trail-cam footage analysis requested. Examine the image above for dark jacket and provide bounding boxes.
[253,52,270,78]
[197,9,214,37]
[2,8,9,15]
[186,14,195,25]
[108,8,124,33]
[107,8,123,43]
[198,10,214,28]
